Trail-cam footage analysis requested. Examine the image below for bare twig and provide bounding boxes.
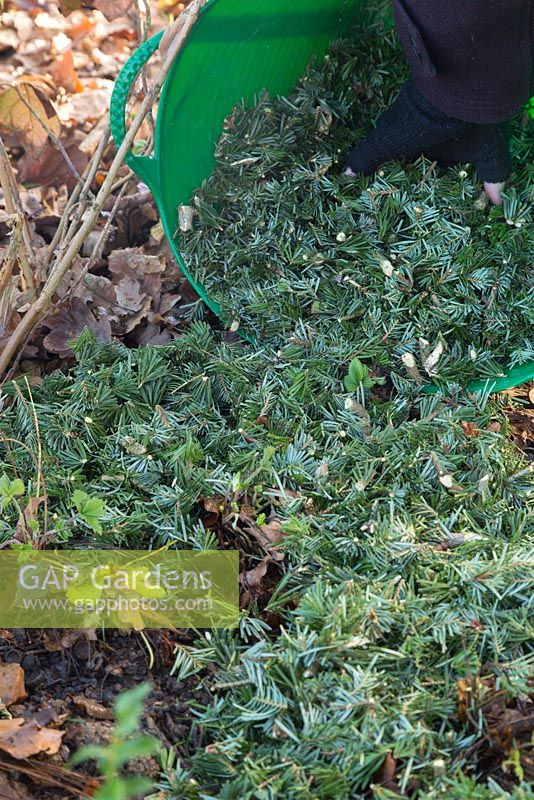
[0,135,35,291]
[109,168,135,195]
[57,127,112,251]
[52,180,130,306]
[0,217,22,295]
[138,0,156,138]
[0,0,209,380]
[45,127,111,268]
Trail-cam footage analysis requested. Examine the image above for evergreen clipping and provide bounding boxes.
[180,3,534,388]
[1,329,533,797]
[0,0,533,795]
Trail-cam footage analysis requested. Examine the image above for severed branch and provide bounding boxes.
[0,0,209,380]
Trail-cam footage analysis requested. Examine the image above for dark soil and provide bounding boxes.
[0,628,213,798]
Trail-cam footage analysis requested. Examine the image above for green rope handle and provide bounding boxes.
[110,32,164,184]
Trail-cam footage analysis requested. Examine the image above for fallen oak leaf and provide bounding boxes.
[42,297,111,356]
[375,751,403,795]
[120,296,153,335]
[260,518,285,545]
[239,514,286,561]
[65,86,113,125]
[50,50,83,94]
[159,292,182,316]
[0,79,60,156]
[198,495,226,527]
[241,556,271,589]
[113,276,146,315]
[108,248,165,301]
[71,695,114,721]
[136,324,174,346]
[92,0,137,19]
[0,719,63,759]
[19,137,89,191]
[461,420,480,438]
[0,663,27,708]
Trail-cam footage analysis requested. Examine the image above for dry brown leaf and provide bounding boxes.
[0,79,60,155]
[80,273,117,309]
[158,292,182,316]
[0,719,63,759]
[71,694,114,720]
[375,752,403,794]
[122,296,152,334]
[108,248,165,298]
[137,324,174,346]
[260,518,285,545]
[92,0,137,20]
[0,663,27,708]
[50,50,83,93]
[198,495,225,528]
[19,137,88,190]
[242,557,271,589]
[114,276,146,315]
[203,496,225,513]
[77,247,179,340]
[14,495,46,544]
[42,297,112,355]
[59,0,136,17]
[65,86,112,124]
[78,117,108,156]
[461,421,480,438]
[240,514,286,561]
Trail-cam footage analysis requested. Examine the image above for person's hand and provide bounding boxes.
[484,181,505,206]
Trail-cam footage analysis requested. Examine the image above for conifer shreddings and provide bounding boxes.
[181,5,534,386]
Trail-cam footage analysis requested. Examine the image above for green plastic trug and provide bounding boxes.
[110,0,534,395]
